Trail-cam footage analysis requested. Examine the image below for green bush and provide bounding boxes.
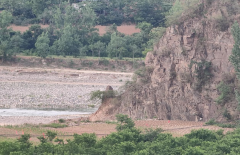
[216,82,233,105]
[190,60,213,92]
[205,119,217,125]
[58,119,65,123]
[206,119,237,128]
[90,90,116,101]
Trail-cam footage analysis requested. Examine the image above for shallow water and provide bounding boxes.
[0,108,97,116]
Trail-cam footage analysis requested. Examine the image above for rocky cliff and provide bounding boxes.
[90,0,240,122]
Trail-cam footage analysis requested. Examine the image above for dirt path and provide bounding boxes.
[0,66,133,76]
[1,80,123,86]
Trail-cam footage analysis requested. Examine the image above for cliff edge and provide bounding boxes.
[90,0,240,122]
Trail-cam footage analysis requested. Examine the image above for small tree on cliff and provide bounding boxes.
[230,21,240,109]
[230,22,240,78]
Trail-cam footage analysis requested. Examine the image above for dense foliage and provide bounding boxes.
[1,114,240,155]
[0,0,173,61]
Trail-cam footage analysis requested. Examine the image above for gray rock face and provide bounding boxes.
[91,2,240,122]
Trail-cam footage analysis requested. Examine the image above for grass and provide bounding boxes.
[17,54,144,61]
[105,121,117,124]
[0,137,16,143]
[42,123,68,128]
[205,119,238,128]
[1,124,66,134]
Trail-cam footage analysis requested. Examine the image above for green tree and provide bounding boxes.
[54,25,80,57]
[35,32,50,58]
[89,41,106,57]
[107,32,126,59]
[0,10,13,61]
[230,21,240,79]
[116,114,135,131]
[230,21,240,109]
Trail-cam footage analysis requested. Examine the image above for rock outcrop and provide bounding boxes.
[90,0,240,122]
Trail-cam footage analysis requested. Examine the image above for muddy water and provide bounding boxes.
[0,108,97,116]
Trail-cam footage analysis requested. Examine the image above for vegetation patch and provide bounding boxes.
[205,119,238,128]
[189,60,213,92]
[42,123,67,128]
[90,90,116,101]
[216,82,234,105]
[215,16,229,32]
[134,66,154,84]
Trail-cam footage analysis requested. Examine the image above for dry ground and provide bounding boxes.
[8,24,49,32]
[0,66,132,120]
[95,25,140,35]
[9,24,140,35]
[0,120,234,144]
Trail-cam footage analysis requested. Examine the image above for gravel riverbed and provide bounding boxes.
[0,66,132,124]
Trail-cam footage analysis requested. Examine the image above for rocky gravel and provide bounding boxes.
[0,67,132,111]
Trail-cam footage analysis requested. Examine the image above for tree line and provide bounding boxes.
[0,0,173,61]
[1,114,240,155]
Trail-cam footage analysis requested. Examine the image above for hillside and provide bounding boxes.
[90,0,240,122]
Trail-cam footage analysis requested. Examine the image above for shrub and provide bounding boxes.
[115,114,135,131]
[189,60,213,92]
[99,58,109,66]
[206,119,237,128]
[205,119,217,125]
[223,109,232,120]
[165,0,201,26]
[185,129,218,141]
[215,16,229,32]
[216,82,233,105]
[58,119,65,123]
[90,90,116,101]
[134,66,154,83]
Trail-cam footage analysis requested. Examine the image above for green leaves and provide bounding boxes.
[116,114,135,131]
[230,22,240,79]
[0,10,12,28]
[35,32,50,58]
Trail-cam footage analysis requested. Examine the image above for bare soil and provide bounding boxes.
[95,25,140,35]
[0,120,234,144]
[9,24,140,35]
[8,24,49,32]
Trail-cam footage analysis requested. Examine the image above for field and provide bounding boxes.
[9,24,140,35]
[0,119,234,144]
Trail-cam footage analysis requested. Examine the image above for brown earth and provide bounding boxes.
[95,25,140,35]
[8,24,49,32]
[9,24,140,35]
[0,120,234,144]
